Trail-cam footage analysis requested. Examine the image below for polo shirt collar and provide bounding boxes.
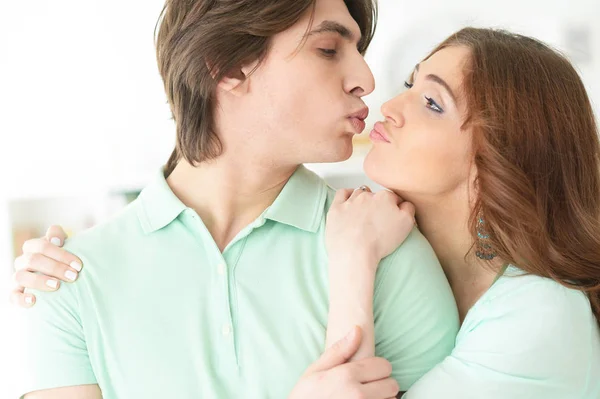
[263,165,328,233]
[137,165,328,235]
[137,169,187,234]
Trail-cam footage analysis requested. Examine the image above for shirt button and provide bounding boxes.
[221,324,232,336]
[217,263,226,275]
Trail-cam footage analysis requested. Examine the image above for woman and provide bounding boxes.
[323,27,600,397]
[12,27,600,398]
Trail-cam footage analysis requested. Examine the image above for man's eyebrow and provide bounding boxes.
[305,20,361,43]
[414,63,458,104]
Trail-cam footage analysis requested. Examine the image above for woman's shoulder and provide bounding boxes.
[462,264,600,359]
[409,264,600,398]
[482,265,589,309]
[456,265,600,396]
[468,265,594,325]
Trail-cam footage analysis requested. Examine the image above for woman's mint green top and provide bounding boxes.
[406,265,600,398]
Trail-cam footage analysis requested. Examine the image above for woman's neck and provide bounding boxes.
[407,188,503,321]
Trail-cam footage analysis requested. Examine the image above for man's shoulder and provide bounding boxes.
[377,227,444,281]
[371,228,459,389]
[62,200,143,260]
[373,227,456,316]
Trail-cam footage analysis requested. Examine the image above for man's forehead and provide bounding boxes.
[311,0,361,39]
[271,0,362,50]
[305,20,362,44]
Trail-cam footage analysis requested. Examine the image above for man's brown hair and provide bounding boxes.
[154,0,377,176]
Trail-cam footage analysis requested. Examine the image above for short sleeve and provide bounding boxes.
[17,246,97,395]
[404,278,598,399]
[373,228,460,390]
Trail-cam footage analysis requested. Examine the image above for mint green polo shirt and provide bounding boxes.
[405,265,600,398]
[19,165,459,399]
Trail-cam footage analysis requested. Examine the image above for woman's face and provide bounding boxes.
[364,46,475,199]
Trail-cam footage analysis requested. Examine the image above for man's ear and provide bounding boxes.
[214,58,260,96]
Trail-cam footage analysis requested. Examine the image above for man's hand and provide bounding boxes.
[288,326,400,399]
[9,225,83,307]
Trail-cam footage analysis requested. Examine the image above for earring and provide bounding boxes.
[476,212,497,260]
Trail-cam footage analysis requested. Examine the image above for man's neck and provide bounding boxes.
[167,157,298,252]
[409,187,501,321]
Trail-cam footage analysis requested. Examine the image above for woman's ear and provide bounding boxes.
[467,158,480,205]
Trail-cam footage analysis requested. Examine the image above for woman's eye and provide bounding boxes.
[425,96,444,113]
[404,81,413,89]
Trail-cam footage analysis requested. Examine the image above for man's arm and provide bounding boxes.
[17,242,98,397]
[24,385,102,399]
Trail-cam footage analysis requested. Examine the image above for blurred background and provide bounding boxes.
[0,0,598,395]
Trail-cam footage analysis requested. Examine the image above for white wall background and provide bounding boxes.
[0,0,598,396]
[363,0,600,127]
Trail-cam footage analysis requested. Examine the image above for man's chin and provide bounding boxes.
[317,147,353,164]
[329,138,355,162]
[298,137,355,164]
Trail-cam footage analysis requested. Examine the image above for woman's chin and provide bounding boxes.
[363,150,389,188]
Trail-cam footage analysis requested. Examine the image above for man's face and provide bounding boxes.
[216,0,375,166]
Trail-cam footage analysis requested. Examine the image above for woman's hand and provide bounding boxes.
[326,187,416,268]
[9,225,83,307]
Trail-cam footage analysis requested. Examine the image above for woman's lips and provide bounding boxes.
[369,122,391,143]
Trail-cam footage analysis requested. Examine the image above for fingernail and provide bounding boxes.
[70,261,82,272]
[46,279,58,289]
[50,237,62,246]
[65,270,78,281]
[25,296,33,305]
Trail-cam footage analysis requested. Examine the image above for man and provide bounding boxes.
[12,0,458,397]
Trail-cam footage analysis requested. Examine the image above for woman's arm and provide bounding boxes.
[325,254,378,360]
[325,188,416,361]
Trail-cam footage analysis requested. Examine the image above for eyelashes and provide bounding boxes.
[404,81,444,113]
[425,96,444,113]
[318,48,337,58]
